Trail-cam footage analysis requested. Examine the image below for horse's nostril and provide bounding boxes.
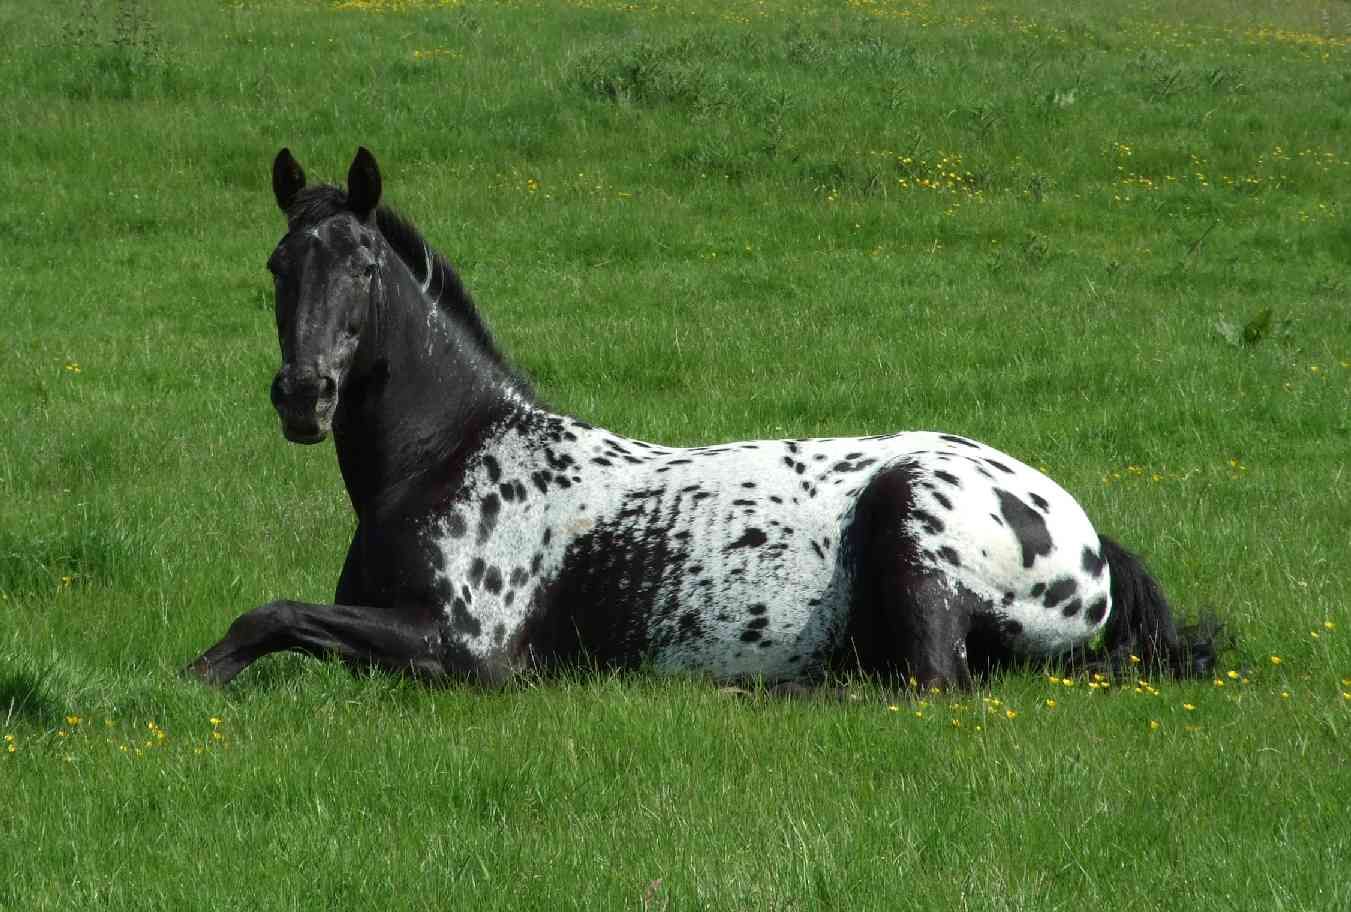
[319,376,337,400]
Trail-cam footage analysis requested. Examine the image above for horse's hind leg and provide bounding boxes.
[185,600,446,686]
[876,571,977,690]
[843,464,977,690]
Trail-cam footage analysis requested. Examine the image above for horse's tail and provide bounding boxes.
[1084,535,1223,679]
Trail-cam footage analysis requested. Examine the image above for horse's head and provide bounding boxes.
[266,147,384,444]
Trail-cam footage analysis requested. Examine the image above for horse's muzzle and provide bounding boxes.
[271,367,338,444]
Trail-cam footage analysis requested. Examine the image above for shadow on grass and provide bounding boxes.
[0,664,63,726]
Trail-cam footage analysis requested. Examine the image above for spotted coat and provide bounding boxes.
[417,409,1111,682]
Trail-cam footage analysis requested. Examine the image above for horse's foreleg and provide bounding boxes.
[185,600,446,686]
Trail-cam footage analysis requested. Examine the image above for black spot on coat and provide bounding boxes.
[995,488,1053,568]
[482,454,501,483]
[450,598,481,637]
[913,509,944,535]
[1081,545,1106,578]
[477,494,501,544]
[1042,577,1078,608]
[724,528,767,551]
[1086,597,1109,625]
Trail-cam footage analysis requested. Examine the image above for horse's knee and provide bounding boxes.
[226,600,294,643]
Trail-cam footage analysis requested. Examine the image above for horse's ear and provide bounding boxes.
[346,146,382,222]
[272,148,306,213]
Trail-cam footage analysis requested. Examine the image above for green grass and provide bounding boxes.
[3,0,1349,908]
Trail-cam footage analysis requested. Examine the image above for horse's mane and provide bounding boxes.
[284,185,533,398]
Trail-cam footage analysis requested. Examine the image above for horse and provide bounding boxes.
[186,147,1217,690]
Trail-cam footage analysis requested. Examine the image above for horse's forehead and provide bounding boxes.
[283,214,372,258]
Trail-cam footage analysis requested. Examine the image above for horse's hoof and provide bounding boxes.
[181,657,219,686]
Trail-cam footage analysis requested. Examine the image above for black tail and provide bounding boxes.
[1083,536,1223,679]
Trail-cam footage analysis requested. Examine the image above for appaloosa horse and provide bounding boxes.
[187,147,1216,689]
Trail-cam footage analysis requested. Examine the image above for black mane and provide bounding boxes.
[284,184,534,400]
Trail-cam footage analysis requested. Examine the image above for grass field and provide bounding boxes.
[3,0,1349,908]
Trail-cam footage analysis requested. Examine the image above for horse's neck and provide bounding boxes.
[333,260,528,514]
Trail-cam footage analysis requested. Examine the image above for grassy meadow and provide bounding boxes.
[2,0,1349,908]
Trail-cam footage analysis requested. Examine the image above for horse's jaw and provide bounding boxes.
[276,398,336,444]
[271,364,342,444]
[282,423,330,445]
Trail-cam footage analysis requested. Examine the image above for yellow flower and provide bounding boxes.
[1005,709,1018,720]
[1183,703,1196,711]
[914,711,924,719]
[1269,655,1282,665]
[66,715,81,726]
[950,719,961,728]
[210,717,222,727]
[887,705,899,712]
[1281,691,1291,699]
[1148,720,1161,732]
[1045,699,1057,709]
[1323,621,1335,631]
[1213,678,1225,687]
[1129,655,1141,665]
[1226,670,1239,680]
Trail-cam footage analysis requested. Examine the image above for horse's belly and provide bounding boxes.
[642,550,852,681]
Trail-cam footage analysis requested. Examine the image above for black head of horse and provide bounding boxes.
[264,147,533,508]
[267,148,383,445]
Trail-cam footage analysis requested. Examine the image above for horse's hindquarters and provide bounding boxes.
[848,449,1113,674]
